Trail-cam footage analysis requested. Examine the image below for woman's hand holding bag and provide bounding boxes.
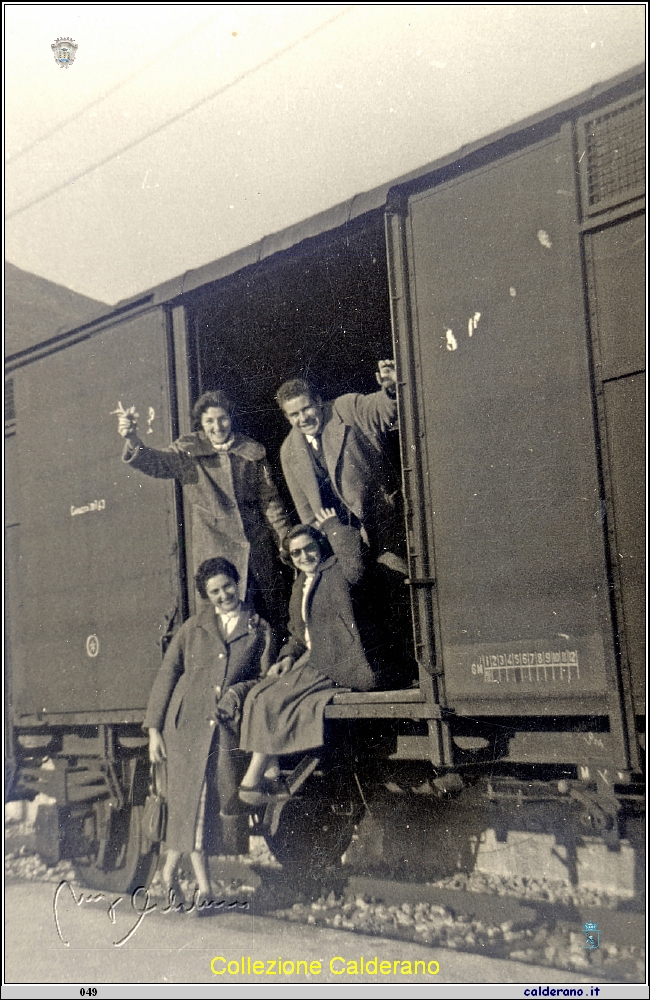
[142,756,168,847]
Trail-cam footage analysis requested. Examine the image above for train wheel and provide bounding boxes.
[263,796,362,872]
[76,803,159,894]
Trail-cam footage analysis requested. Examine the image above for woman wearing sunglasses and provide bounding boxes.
[237,507,383,804]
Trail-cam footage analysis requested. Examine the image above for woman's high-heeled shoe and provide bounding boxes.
[238,775,291,806]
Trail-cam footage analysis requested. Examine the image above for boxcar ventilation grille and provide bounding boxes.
[584,95,645,212]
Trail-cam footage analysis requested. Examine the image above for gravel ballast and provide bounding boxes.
[5,831,643,983]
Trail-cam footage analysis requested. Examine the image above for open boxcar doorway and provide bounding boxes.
[185,210,416,686]
[188,210,395,487]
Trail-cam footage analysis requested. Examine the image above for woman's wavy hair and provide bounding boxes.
[281,523,333,565]
[191,391,234,431]
[195,557,239,600]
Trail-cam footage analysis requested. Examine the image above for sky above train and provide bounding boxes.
[5,4,645,305]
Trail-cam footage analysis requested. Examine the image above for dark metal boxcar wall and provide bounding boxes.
[386,80,645,786]
[578,92,646,748]
[9,305,183,726]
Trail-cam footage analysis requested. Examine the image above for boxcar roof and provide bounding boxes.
[6,63,644,368]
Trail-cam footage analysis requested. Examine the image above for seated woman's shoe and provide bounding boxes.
[238,776,291,806]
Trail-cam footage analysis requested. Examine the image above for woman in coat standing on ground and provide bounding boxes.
[144,557,272,909]
[117,390,290,636]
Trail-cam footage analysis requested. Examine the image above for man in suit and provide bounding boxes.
[276,360,405,571]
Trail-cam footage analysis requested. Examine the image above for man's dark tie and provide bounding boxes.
[311,436,327,474]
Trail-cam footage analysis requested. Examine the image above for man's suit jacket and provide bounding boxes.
[280,390,397,529]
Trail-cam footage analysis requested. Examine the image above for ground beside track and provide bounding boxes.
[5,880,605,986]
[5,830,644,984]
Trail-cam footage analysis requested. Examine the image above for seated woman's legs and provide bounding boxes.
[241,753,279,789]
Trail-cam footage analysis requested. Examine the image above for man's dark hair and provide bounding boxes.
[195,556,239,599]
[275,378,317,410]
[191,391,234,430]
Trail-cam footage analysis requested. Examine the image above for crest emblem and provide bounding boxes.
[582,921,600,950]
[51,37,78,69]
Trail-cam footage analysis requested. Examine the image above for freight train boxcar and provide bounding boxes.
[5,67,644,889]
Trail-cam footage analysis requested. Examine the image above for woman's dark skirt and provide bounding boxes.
[239,656,336,755]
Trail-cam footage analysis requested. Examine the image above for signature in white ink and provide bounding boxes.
[53,880,249,947]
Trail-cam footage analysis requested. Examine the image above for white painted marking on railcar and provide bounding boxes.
[71,499,106,516]
[509,287,516,296]
[537,229,553,249]
[468,312,481,337]
[445,329,457,351]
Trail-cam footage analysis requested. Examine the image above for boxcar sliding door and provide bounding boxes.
[386,122,635,774]
[579,92,646,740]
[11,307,182,723]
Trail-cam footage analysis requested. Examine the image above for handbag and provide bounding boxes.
[142,761,167,846]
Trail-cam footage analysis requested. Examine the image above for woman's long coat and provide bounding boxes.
[143,604,272,853]
[279,520,380,692]
[239,521,381,756]
[123,431,290,620]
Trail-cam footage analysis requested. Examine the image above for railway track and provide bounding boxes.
[5,818,644,984]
